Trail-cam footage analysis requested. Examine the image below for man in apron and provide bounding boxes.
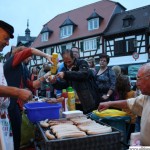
[0,20,32,150]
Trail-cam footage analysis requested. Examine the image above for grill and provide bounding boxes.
[34,120,123,150]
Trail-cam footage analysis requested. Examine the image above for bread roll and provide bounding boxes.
[56,131,86,139]
[87,127,112,135]
[40,121,49,128]
[45,130,55,140]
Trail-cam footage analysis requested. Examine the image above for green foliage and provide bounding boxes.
[0,53,4,62]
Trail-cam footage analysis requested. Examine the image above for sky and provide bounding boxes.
[0,0,150,55]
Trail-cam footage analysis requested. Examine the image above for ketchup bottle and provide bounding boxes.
[61,89,68,111]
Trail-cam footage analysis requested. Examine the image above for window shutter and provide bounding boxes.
[61,45,66,51]
[114,40,126,56]
[80,42,84,52]
[97,37,100,49]
[72,43,75,47]
[128,39,135,54]
[51,47,54,54]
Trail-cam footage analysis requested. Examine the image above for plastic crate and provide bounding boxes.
[24,102,61,123]
[90,113,131,143]
[35,122,122,150]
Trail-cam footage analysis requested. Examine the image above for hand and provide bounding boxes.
[45,54,53,65]
[102,94,109,100]
[56,72,64,79]
[44,71,51,80]
[47,75,57,83]
[18,89,33,101]
[98,101,111,112]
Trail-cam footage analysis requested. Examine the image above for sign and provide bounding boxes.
[132,52,139,61]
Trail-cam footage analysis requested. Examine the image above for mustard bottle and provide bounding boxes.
[67,87,76,111]
[51,53,58,74]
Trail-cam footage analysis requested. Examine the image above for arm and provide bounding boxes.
[30,48,52,64]
[65,59,90,81]
[98,100,128,112]
[56,60,91,81]
[102,69,116,100]
[102,89,114,100]
[12,47,52,67]
[0,85,32,101]
[29,71,51,89]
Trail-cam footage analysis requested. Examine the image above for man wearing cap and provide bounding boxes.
[0,20,14,50]
[0,20,32,150]
[0,20,32,100]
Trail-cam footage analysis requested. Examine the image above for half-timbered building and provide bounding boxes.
[103,5,150,79]
[31,0,126,66]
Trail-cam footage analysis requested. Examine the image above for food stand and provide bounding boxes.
[24,99,126,150]
[34,121,123,150]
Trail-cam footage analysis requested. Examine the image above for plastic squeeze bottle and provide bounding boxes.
[51,53,58,75]
[61,89,68,111]
[45,85,51,98]
[67,87,76,111]
[56,90,63,118]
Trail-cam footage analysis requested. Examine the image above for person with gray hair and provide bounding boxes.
[98,62,150,146]
[111,65,121,78]
[86,57,96,75]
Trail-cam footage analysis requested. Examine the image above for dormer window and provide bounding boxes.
[87,9,103,31]
[123,15,135,28]
[88,18,99,30]
[41,32,49,42]
[60,17,77,39]
[60,25,73,39]
[40,26,53,42]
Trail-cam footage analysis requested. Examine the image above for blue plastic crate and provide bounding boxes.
[24,102,61,123]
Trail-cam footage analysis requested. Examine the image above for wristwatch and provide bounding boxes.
[106,94,110,97]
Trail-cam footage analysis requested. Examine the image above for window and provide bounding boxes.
[60,25,73,39]
[114,40,126,55]
[88,18,99,31]
[122,15,135,28]
[114,38,136,56]
[123,20,131,28]
[128,64,143,79]
[84,38,97,51]
[41,32,49,42]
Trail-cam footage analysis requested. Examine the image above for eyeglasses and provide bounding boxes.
[136,74,150,80]
[72,51,79,54]
[100,60,107,62]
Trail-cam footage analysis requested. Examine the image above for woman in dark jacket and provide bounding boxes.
[96,54,116,103]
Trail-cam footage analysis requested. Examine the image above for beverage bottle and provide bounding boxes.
[46,85,51,98]
[56,90,63,118]
[51,53,58,75]
[67,87,76,111]
[56,90,62,98]
[35,89,38,97]
[61,89,68,112]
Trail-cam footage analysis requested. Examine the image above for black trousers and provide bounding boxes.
[8,101,22,150]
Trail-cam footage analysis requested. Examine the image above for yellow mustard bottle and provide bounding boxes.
[52,53,58,65]
[67,87,76,111]
[51,53,58,74]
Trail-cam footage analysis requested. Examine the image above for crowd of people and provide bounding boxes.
[0,19,150,150]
